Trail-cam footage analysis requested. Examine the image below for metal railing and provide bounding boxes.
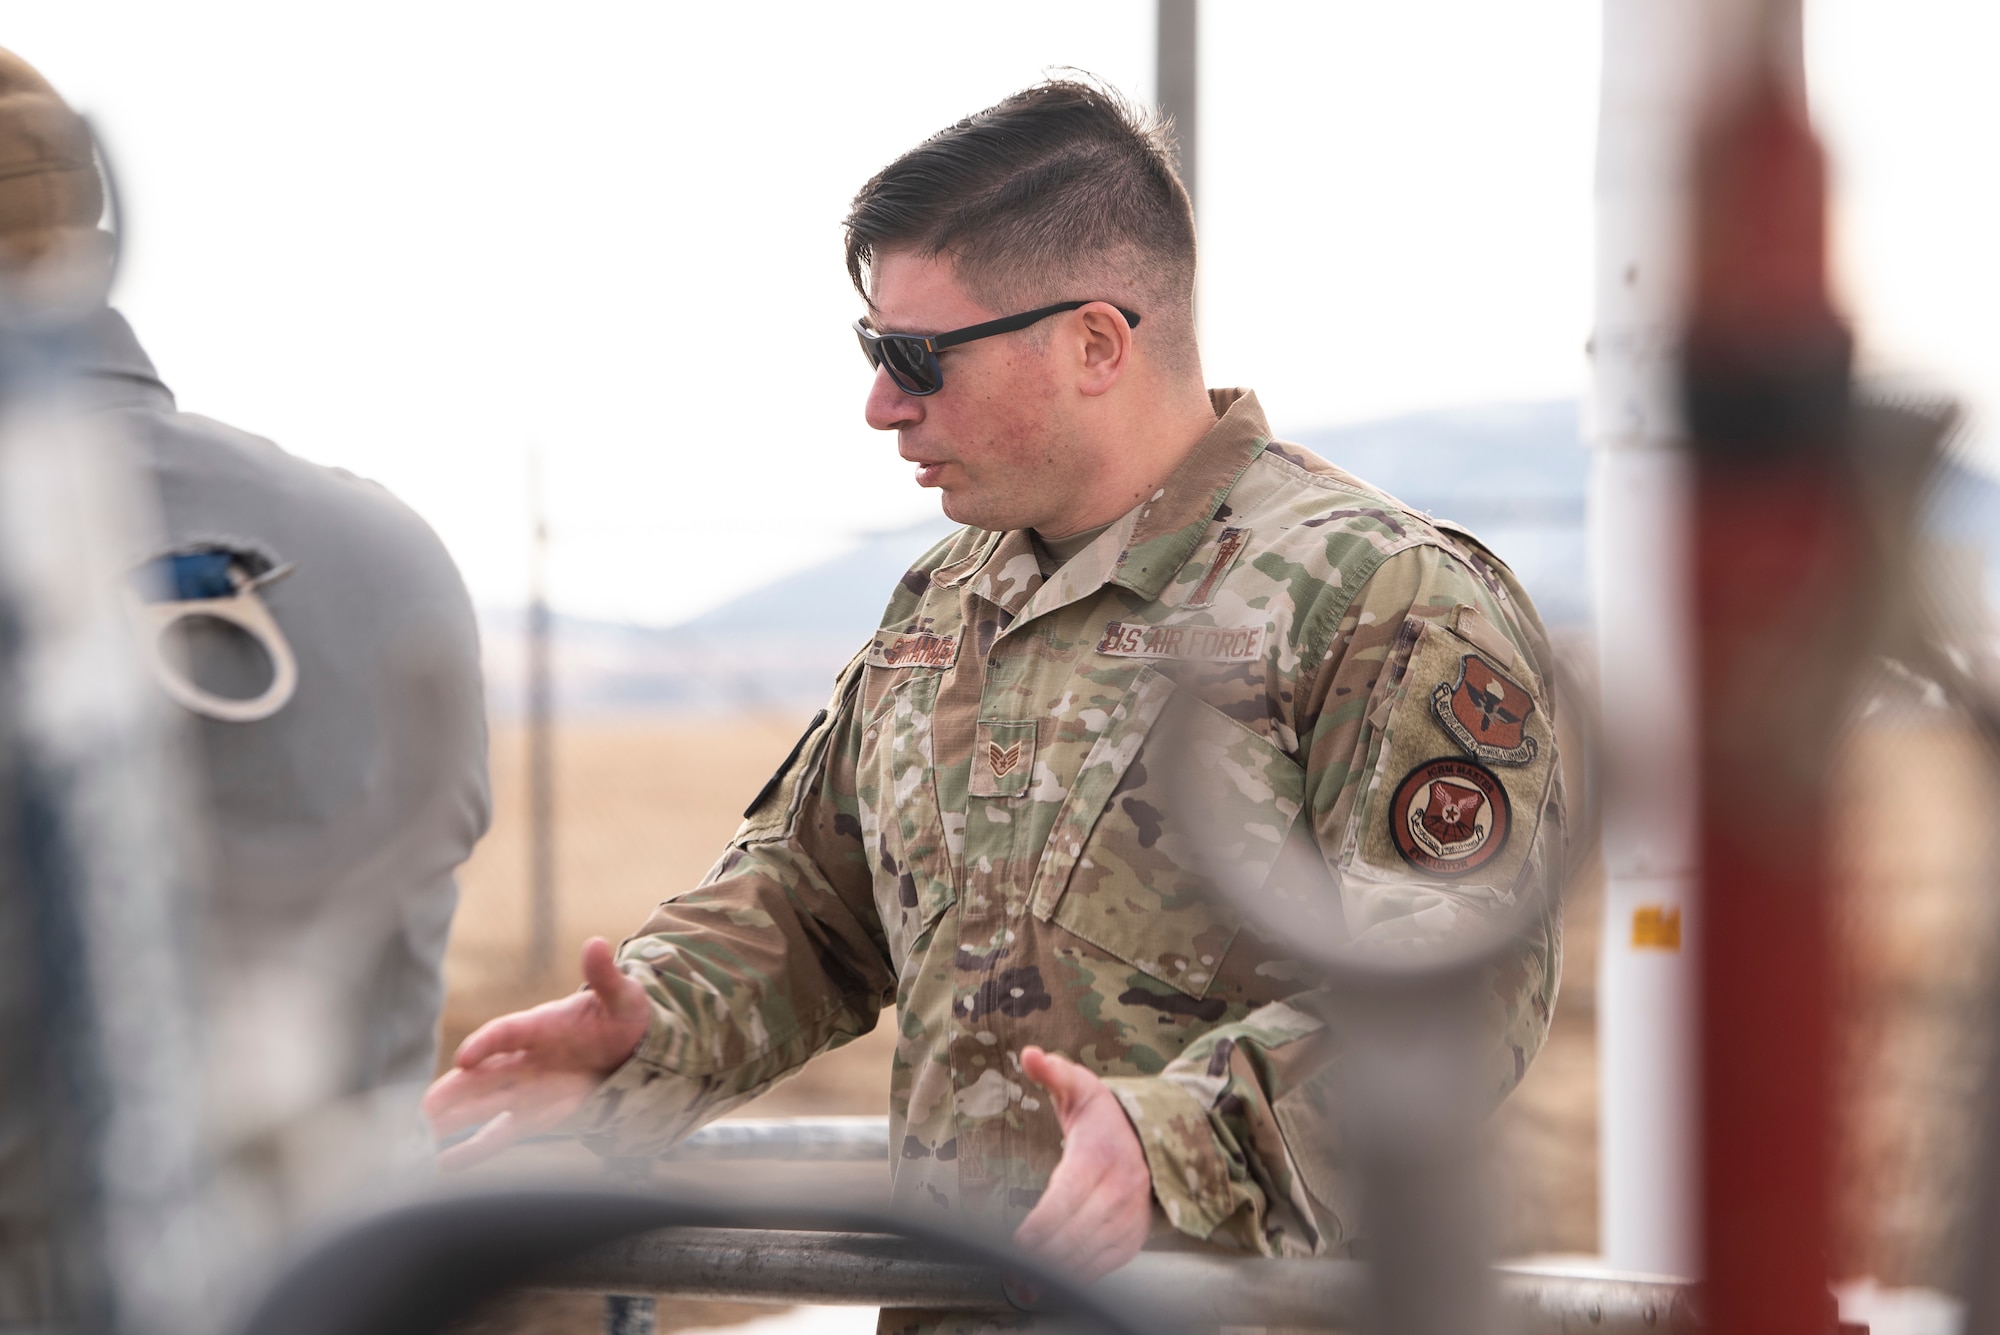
[649,1116,890,1164]
[542,1224,1698,1334]
[554,1118,1703,1334]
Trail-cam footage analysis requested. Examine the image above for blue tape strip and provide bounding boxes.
[153,551,237,602]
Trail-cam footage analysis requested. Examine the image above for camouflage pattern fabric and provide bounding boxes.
[571,389,1563,1329]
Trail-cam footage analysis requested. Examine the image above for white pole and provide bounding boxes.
[1587,0,1703,1279]
[527,446,557,978]
[1590,0,1809,1276]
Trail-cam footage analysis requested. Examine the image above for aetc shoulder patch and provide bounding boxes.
[1389,757,1511,876]
[1432,653,1538,765]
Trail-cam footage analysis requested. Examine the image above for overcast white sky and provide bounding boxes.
[7,2,1994,625]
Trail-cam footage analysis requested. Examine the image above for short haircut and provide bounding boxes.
[844,76,1199,376]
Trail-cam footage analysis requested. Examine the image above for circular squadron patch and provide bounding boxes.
[1389,757,1511,876]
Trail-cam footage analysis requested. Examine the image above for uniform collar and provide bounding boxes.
[947,388,1271,621]
[1109,387,1268,601]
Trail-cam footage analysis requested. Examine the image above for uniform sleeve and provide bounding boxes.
[1101,543,1565,1256]
[566,650,898,1156]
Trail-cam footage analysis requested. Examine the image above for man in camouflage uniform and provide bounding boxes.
[426,78,1560,1329]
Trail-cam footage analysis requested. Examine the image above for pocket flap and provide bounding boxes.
[859,672,959,965]
[1274,1066,1354,1228]
[1028,666,1177,919]
[1032,674,1308,999]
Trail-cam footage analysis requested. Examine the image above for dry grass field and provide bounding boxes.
[441,705,1998,1327]
[441,715,899,1124]
[442,715,896,1335]
[1833,716,2000,1285]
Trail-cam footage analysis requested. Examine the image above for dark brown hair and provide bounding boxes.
[844,76,1198,372]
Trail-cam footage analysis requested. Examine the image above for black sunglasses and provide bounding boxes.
[854,300,1142,397]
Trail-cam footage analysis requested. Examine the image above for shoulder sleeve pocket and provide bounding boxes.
[1344,613,1557,935]
[734,645,866,846]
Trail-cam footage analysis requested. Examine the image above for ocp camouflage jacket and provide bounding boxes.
[575,389,1563,1272]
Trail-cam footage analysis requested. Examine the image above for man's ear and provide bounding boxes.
[1075,301,1135,397]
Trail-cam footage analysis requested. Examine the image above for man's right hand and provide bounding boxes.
[422,936,653,1170]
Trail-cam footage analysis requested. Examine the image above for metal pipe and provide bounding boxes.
[505,1116,891,1161]
[535,1228,1698,1334]
[655,1117,888,1163]
[634,1125,1702,1330]
[542,1229,1010,1311]
[226,1186,1172,1335]
[1500,1266,1703,1335]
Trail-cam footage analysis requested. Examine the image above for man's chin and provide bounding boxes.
[937,492,1024,534]
[938,491,986,531]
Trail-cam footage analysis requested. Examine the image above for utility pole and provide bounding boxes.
[527,449,557,977]
[1156,0,1198,215]
[1588,0,1704,1277]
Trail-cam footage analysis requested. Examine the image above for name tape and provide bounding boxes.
[870,630,959,669]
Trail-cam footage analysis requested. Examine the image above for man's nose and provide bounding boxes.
[864,366,923,432]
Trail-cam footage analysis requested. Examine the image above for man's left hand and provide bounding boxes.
[1013,1046,1154,1281]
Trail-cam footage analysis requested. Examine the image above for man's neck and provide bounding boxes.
[1032,520,1114,565]
[1037,383,1219,540]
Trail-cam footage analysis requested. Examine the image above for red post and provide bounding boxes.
[1684,54,1860,1335]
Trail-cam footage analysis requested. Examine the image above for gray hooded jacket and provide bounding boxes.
[82,307,491,1100]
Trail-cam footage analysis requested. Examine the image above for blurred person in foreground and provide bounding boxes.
[428,78,1561,1330]
[0,45,488,1180]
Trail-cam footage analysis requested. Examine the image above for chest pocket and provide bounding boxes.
[857,669,958,967]
[1029,667,1308,999]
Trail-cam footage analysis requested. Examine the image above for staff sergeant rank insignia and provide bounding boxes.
[1432,653,1538,766]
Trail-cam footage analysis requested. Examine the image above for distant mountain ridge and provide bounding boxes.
[481,399,1997,717]
[1288,401,1590,625]
[677,518,959,637]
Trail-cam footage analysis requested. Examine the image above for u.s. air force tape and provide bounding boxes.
[1095,620,1266,663]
